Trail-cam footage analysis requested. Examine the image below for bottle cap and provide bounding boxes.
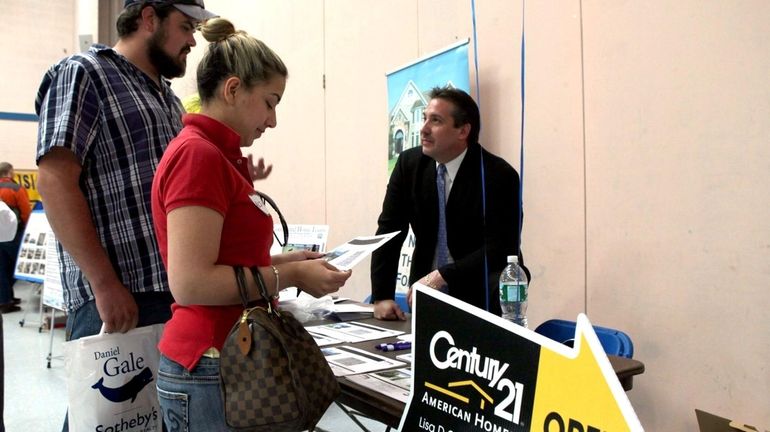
[507,255,518,264]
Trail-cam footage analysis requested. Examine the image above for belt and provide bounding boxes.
[202,347,220,358]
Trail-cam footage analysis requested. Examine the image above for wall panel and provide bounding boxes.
[323,0,419,301]
[582,1,770,429]
[501,2,587,327]
[172,0,327,226]
[0,0,76,168]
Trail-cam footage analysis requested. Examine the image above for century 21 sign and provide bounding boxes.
[399,287,642,432]
[429,330,525,425]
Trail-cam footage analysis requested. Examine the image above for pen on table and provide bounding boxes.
[376,341,411,352]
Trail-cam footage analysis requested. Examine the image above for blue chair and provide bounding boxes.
[534,319,634,358]
[363,292,410,312]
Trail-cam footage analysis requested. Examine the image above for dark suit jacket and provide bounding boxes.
[371,143,522,314]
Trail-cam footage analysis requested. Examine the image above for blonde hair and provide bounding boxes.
[196,18,288,102]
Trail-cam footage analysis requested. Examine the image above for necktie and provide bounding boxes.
[436,164,449,269]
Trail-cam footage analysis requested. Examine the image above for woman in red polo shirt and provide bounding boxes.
[151,18,351,431]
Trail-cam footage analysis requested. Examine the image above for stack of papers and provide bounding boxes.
[307,321,404,343]
[325,303,374,322]
[346,368,413,403]
[308,332,344,347]
[321,346,405,376]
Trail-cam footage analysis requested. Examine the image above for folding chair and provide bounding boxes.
[534,319,634,358]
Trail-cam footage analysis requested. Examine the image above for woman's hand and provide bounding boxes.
[272,250,325,264]
[292,259,351,298]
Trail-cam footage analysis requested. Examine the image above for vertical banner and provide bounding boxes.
[44,226,65,310]
[386,40,471,173]
[385,40,470,293]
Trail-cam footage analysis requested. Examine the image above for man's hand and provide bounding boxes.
[408,270,446,305]
[373,299,406,321]
[94,282,139,333]
[247,154,273,181]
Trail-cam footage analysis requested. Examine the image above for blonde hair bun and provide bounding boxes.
[200,18,241,43]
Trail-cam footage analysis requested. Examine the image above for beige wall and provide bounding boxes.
[3,0,768,429]
[0,0,76,169]
[580,1,770,428]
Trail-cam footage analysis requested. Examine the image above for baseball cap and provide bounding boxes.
[123,0,219,22]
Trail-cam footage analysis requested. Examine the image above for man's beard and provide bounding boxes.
[147,27,187,79]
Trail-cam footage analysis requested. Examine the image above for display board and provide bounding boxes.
[13,209,64,310]
[269,224,329,256]
[14,209,49,283]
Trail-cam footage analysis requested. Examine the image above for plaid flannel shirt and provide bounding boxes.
[35,45,184,312]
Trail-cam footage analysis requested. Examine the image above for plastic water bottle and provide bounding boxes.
[499,255,529,327]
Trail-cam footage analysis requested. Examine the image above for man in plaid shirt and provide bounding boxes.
[34,1,216,341]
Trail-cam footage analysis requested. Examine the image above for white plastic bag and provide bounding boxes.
[278,288,335,322]
[0,202,17,242]
[64,324,164,432]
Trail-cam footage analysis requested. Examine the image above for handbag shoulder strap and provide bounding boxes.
[234,265,280,319]
[234,265,275,306]
[253,191,288,247]
[249,266,274,307]
[233,266,250,308]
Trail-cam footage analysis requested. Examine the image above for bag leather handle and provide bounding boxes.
[234,266,250,308]
[233,266,255,356]
[250,266,278,315]
[234,265,273,307]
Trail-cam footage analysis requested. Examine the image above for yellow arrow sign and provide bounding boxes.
[532,314,642,431]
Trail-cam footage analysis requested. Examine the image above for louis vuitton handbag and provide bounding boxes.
[220,266,340,431]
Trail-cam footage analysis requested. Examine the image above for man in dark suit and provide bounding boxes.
[371,86,523,320]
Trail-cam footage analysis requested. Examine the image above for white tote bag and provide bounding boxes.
[64,324,164,432]
[0,201,17,242]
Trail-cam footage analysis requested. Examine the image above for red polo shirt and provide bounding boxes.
[152,113,273,370]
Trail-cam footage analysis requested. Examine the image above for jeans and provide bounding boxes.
[0,231,21,304]
[157,355,231,432]
[62,291,174,432]
[64,291,174,341]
